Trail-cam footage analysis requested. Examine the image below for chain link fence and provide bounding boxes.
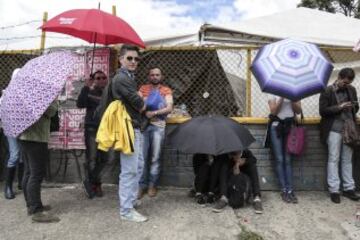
[1,46,359,118]
[0,50,40,92]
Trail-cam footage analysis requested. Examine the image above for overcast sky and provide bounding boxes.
[0,0,300,50]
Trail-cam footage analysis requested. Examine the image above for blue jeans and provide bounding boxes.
[6,136,21,168]
[270,125,293,192]
[119,129,144,216]
[139,124,165,189]
[327,131,355,193]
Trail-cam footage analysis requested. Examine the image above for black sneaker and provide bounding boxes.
[188,188,196,198]
[82,179,95,199]
[195,193,207,206]
[288,191,298,204]
[27,205,52,216]
[212,197,228,213]
[330,193,341,204]
[343,190,360,201]
[31,212,60,223]
[253,197,263,214]
[281,191,291,203]
[207,192,216,204]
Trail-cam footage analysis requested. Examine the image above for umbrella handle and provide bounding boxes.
[90,38,97,77]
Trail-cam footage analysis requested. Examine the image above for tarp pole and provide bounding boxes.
[246,49,252,117]
[40,12,48,51]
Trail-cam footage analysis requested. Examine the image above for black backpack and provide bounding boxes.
[227,173,252,209]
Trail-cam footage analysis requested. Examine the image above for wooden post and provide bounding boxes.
[246,49,252,117]
[40,12,48,51]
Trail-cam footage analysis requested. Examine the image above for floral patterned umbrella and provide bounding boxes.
[0,51,76,137]
[251,38,333,101]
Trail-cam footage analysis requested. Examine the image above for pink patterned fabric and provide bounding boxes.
[0,51,76,137]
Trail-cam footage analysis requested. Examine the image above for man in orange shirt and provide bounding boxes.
[138,67,173,198]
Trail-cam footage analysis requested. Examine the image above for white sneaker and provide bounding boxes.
[121,209,148,222]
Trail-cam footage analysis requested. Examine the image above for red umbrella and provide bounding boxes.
[41,8,145,47]
[41,8,145,75]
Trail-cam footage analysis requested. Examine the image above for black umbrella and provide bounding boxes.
[168,115,255,155]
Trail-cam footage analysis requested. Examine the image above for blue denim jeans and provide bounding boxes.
[6,136,21,168]
[270,125,293,192]
[327,131,355,193]
[119,129,144,216]
[139,124,165,189]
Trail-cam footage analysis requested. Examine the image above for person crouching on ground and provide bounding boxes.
[211,150,263,214]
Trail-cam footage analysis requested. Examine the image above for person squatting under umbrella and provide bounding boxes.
[191,149,263,214]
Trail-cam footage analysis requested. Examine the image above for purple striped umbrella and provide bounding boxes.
[251,39,333,101]
[0,51,76,137]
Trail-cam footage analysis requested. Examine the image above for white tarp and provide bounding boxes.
[146,7,360,48]
[145,7,360,118]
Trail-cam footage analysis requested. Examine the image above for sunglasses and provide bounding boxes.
[126,56,141,62]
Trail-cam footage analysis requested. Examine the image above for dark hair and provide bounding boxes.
[90,70,106,80]
[148,66,163,74]
[338,68,355,81]
[119,44,140,57]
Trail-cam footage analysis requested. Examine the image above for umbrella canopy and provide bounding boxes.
[40,9,145,48]
[251,38,333,101]
[168,116,255,155]
[0,51,76,137]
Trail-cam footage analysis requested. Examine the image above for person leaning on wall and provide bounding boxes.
[319,67,360,203]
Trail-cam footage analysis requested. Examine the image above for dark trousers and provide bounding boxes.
[19,140,48,214]
[193,154,211,193]
[84,127,108,184]
[210,155,261,198]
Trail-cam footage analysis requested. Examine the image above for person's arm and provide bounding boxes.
[319,88,351,117]
[112,74,145,113]
[76,86,90,108]
[291,101,302,114]
[146,93,173,118]
[351,87,359,114]
[268,97,284,116]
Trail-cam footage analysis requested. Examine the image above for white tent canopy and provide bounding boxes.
[145,7,360,118]
[146,7,360,48]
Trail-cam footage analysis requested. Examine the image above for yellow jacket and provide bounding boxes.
[96,100,134,154]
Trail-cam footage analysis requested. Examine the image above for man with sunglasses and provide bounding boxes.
[319,67,360,203]
[77,70,108,199]
[138,67,173,199]
[111,44,147,222]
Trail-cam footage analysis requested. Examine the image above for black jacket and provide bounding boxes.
[111,69,145,129]
[319,84,359,144]
[76,86,103,128]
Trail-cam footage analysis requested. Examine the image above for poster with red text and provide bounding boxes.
[49,48,110,150]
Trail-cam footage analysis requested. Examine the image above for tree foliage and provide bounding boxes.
[298,0,360,18]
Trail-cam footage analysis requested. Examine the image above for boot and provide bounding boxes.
[17,162,24,190]
[4,167,16,199]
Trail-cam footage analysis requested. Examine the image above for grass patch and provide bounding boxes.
[237,225,264,240]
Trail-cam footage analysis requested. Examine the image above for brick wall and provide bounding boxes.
[42,124,332,191]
